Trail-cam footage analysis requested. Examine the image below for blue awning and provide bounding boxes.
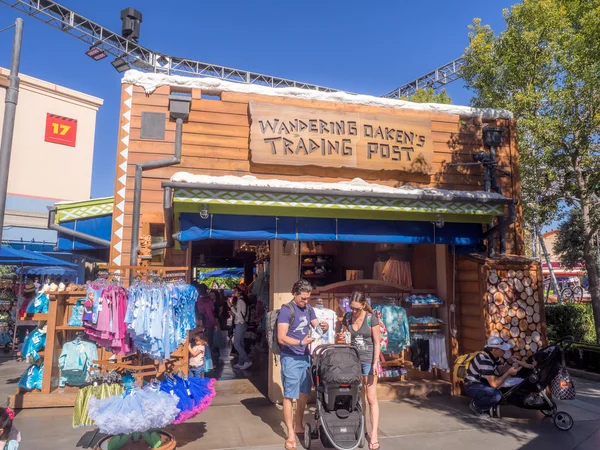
[178,213,482,246]
[198,268,244,279]
[0,247,77,267]
[17,266,78,277]
[57,215,112,251]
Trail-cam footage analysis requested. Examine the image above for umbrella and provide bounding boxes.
[198,268,244,279]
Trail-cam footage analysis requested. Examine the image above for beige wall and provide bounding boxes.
[268,240,300,404]
[0,67,103,201]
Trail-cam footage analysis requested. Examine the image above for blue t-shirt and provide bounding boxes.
[277,302,316,356]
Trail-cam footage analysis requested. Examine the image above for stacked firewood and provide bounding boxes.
[486,269,542,360]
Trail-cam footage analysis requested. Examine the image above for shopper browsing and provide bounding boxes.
[277,279,329,450]
[189,333,207,378]
[0,408,20,450]
[229,286,252,370]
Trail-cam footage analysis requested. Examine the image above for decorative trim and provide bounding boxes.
[173,188,504,217]
[110,84,133,266]
[56,198,114,222]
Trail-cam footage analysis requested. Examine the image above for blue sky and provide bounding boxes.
[0,0,515,199]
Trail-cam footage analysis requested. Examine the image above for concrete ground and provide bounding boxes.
[2,356,600,450]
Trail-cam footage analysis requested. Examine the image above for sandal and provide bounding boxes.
[369,441,380,450]
[285,439,297,450]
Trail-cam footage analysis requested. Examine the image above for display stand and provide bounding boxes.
[9,265,192,409]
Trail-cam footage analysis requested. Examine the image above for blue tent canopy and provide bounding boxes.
[198,268,244,279]
[0,246,77,267]
[178,214,483,246]
[57,215,112,251]
[17,266,78,277]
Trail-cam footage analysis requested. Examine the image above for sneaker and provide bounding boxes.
[470,401,489,417]
[239,361,253,370]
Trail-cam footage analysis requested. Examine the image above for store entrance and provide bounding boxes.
[190,239,269,401]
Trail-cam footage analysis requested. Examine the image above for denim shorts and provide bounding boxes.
[281,353,312,399]
[361,363,374,376]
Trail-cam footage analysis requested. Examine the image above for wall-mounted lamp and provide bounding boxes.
[199,204,209,219]
[482,126,504,148]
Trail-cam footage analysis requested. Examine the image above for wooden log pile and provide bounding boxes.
[486,269,542,360]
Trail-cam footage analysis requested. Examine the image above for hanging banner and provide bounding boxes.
[249,101,433,173]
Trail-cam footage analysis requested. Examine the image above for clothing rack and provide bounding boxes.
[9,265,192,409]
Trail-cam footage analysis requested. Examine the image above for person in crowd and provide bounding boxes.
[193,282,217,353]
[0,407,20,449]
[277,279,329,450]
[211,290,228,353]
[337,291,381,450]
[464,336,519,416]
[33,279,40,291]
[229,286,251,370]
[188,333,207,378]
[212,282,219,290]
[219,282,227,289]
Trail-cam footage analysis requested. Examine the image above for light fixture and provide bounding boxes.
[111,56,130,73]
[435,214,445,229]
[85,43,107,61]
[482,126,504,148]
[120,7,143,41]
[156,55,169,66]
[199,204,209,219]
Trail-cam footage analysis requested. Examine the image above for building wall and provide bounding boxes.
[109,84,524,266]
[0,67,103,202]
[0,67,103,245]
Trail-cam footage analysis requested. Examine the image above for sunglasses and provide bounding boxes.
[350,306,362,312]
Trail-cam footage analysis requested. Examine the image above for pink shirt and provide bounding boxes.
[196,297,216,329]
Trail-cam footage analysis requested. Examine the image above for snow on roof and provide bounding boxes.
[169,173,508,202]
[122,70,513,120]
[54,196,114,206]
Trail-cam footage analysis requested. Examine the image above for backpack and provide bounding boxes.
[453,351,483,383]
[266,303,295,356]
[343,311,388,353]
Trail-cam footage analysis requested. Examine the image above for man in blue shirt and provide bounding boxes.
[277,279,329,450]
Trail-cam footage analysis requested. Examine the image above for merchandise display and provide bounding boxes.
[84,285,130,355]
[73,379,125,428]
[25,292,49,315]
[381,257,412,287]
[373,304,410,353]
[58,335,99,387]
[125,283,197,360]
[405,294,444,305]
[160,373,216,424]
[21,326,46,361]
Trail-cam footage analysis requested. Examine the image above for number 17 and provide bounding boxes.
[52,123,71,136]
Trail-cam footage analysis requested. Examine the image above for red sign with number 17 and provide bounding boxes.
[44,113,77,147]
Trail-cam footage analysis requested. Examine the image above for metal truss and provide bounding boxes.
[0,0,342,92]
[381,57,465,99]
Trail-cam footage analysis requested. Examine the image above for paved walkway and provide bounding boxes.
[2,357,600,449]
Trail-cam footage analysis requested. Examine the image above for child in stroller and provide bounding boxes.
[495,336,575,431]
[304,344,366,450]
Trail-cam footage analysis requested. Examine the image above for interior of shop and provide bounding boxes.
[192,238,453,398]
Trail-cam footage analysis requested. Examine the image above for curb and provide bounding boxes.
[569,367,600,383]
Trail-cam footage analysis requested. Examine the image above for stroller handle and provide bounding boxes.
[550,336,574,350]
[312,344,357,359]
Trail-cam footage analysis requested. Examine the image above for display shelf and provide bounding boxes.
[19,313,48,321]
[405,304,442,309]
[409,323,445,329]
[302,263,332,267]
[55,325,85,331]
[302,274,328,279]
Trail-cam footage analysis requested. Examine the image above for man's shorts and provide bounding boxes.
[281,353,312,399]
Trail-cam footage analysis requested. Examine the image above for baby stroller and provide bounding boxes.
[497,336,575,431]
[304,344,365,450]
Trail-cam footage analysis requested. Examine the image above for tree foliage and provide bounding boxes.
[553,209,585,269]
[400,88,452,104]
[462,0,600,341]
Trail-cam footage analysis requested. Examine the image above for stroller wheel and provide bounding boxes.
[358,432,366,448]
[304,423,312,449]
[554,411,574,431]
[541,409,554,417]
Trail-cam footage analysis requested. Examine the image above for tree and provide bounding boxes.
[554,208,600,269]
[0,266,15,279]
[461,0,600,342]
[554,209,585,269]
[400,88,452,104]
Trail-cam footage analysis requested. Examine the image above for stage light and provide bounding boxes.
[111,57,130,73]
[85,43,107,61]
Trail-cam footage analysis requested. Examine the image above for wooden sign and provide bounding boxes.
[249,101,433,173]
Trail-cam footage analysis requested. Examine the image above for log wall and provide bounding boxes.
[109,85,524,266]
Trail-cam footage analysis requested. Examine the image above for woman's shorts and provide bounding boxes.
[361,363,374,376]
